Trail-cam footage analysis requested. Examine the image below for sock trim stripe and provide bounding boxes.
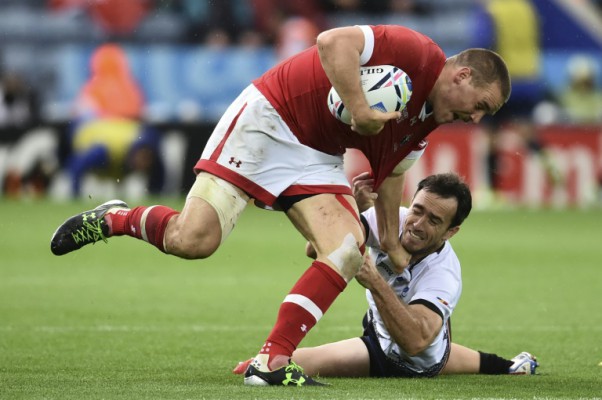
[140,206,156,242]
[283,294,323,322]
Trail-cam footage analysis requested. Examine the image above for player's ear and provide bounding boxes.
[454,67,471,83]
[443,225,460,241]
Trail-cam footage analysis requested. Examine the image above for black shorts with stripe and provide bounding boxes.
[359,312,451,378]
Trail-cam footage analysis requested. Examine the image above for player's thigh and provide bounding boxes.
[166,173,249,257]
[441,343,480,374]
[287,193,362,253]
[292,338,370,377]
[287,194,363,259]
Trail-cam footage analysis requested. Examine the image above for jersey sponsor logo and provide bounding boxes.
[376,255,395,277]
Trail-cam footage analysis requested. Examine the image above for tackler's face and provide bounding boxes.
[431,67,504,125]
[401,190,460,258]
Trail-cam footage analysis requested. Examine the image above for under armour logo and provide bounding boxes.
[130,225,136,234]
[300,324,307,332]
[229,157,242,168]
[82,212,96,222]
[282,373,305,386]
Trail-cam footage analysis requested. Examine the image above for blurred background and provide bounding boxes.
[0,0,600,208]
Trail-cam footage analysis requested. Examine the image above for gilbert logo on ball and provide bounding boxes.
[328,65,413,125]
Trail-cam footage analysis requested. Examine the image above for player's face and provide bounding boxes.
[401,190,460,258]
[432,68,503,125]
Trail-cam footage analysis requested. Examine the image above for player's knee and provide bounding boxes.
[327,233,363,282]
[187,172,248,244]
[165,227,220,259]
[180,241,219,260]
[165,172,248,260]
[163,214,221,259]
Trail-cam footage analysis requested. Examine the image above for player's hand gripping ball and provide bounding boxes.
[328,65,413,125]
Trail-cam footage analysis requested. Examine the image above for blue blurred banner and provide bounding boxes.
[51,45,278,122]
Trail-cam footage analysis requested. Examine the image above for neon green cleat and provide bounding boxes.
[244,361,327,386]
[50,200,128,256]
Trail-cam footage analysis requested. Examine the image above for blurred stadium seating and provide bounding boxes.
[1,0,600,123]
[0,0,600,205]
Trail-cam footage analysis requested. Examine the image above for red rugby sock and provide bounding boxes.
[108,206,179,253]
[259,261,347,369]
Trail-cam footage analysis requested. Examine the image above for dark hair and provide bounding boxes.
[450,48,512,103]
[415,173,472,228]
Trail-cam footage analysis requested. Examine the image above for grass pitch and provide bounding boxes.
[1,199,601,399]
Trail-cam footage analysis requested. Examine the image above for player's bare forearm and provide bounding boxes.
[374,174,410,271]
[317,27,399,135]
[357,257,439,355]
[374,288,442,356]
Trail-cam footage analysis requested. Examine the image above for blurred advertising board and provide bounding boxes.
[345,124,602,208]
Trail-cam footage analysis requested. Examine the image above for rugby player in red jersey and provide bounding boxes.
[51,25,510,386]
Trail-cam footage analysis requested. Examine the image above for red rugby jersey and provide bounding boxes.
[253,25,446,189]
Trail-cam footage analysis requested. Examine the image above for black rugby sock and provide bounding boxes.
[478,351,513,374]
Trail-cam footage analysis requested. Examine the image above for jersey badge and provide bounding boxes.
[437,297,450,307]
[393,135,412,152]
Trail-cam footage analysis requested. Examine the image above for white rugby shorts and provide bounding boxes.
[194,84,352,207]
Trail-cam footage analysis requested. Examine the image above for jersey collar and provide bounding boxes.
[419,102,434,122]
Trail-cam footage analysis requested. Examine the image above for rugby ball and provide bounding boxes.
[327,65,412,125]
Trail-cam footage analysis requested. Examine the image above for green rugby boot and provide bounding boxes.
[50,200,128,256]
[244,361,326,386]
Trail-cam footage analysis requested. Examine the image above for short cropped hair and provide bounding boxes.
[449,48,512,103]
[415,173,472,228]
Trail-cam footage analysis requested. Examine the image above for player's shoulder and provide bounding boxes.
[367,25,445,72]
[428,242,461,275]
[371,25,439,46]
